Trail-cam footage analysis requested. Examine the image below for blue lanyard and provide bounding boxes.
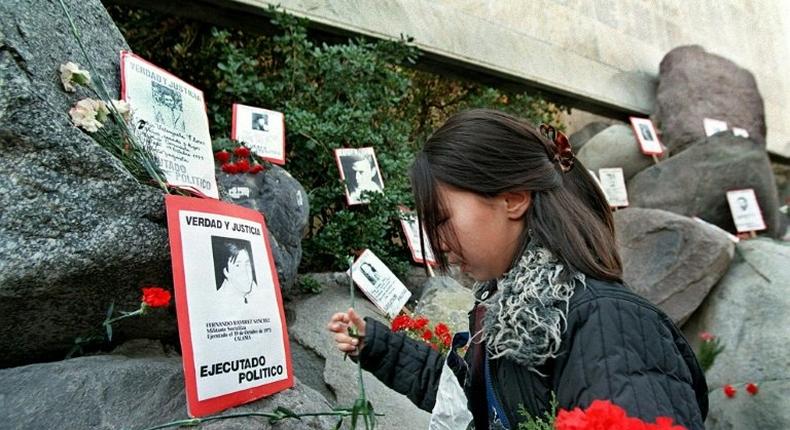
[485,352,511,429]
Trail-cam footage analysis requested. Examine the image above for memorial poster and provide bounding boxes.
[732,127,750,138]
[334,147,384,205]
[231,103,286,165]
[703,118,729,137]
[398,206,437,265]
[629,117,664,155]
[598,168,629,208]
[165,195,292,417]
[121,51,218,198]
[726,189,767,233]
[351,249,411,318]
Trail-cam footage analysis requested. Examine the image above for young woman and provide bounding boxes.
[327,109,708,429]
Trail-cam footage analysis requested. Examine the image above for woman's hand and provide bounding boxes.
[327,308,366,356]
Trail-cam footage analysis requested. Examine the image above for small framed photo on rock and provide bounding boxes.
[598,168,629,208]
[334,147,385,205]
[726,188,766,234]
[398,206,437,266]
[629,117,664,156]
[351,249,411,318]
[703,118,729,137]
[231,103,286,165]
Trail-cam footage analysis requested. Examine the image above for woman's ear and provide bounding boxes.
[502,191,531,220]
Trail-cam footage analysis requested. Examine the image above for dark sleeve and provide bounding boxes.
[355,317,445,412]
[555,298,706,430]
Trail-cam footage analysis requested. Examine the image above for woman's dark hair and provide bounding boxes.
[410,109,622,282]
[211,236,257,290]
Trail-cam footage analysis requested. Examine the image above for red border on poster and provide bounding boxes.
[725,188,767,233]
[397,206,437,266]
[629,116,664,156]
[165,194,293,417]
[231,103,287,165]
[333,147,385,206]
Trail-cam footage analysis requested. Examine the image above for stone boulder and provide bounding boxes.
[577,124,665,181]
[0,340,335,429]
[569,121,609,152]
[628,134,782,238]
[654,45,765,155]
[0,0,307,367]
[287,273,431,430]
[217,166,309,296]
[682,239,790,430]
[413,276,474,334]
[614,208,734,325]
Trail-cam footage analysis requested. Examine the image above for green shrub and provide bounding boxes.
[109,6,566,276]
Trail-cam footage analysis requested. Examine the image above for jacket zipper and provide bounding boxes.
[486,356,514,429]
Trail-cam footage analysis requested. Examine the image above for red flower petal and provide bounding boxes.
[434,323,450,337]
[699,332,715,342]
[745,383,759,395]
[214,150,230,163]
[723,384,737,398]
[221,162,238,174]
[412,316,429,330]
[234,146,251,157]
[421,329,432,341]
[249,164,264,174]
[141,286,171,308]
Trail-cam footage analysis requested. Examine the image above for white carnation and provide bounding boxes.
[59,61,92,92]
[110,99,132,121]
[69,98,108,133]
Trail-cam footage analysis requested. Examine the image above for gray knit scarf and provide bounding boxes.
[473,242,586,373]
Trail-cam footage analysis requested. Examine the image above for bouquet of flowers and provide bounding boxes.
[390,314,452,354]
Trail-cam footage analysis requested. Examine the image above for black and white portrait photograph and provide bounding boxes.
[251,112,269,132]
[726,189,767,233]
[152,80,185,131]
[211,236,260,304]
[350,249,411,318]
[334,147,384,205]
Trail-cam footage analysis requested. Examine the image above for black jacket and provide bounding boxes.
[357,278,708,429]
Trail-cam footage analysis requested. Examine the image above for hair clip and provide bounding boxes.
[539,124,574,173]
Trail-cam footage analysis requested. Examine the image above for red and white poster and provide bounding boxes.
[121,51,218,198]
[165,195,293,417]
[629,117,664,156]
[334,147,385,205]
[398,206,436,266]
[726,189,767,233]
[231,103,286,165]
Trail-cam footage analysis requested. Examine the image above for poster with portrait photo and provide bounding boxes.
[165,195,292,417]
[121,51,218,198]
[598,168,629,208]
[398,206,437,266]
[334,147,385,205]
[629,117,664,155]
[703,118,729,137]
[231,104,286,165]
[726,189,767,233]
[351,249,411,318]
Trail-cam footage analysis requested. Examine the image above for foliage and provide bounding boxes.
[517,394,558,430]
[696,332,725,372]
[108,5,566,275]
[296,275,323,294]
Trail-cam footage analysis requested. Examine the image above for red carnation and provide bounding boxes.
[391,315,412,332]
[745,382,758,395]
[412,316,429,330]
[234,146,250,157]
[236,158,250,173]
[142,286,171,308]
[723,384,736,398]
[221,162,238,174]
[699,332,715,342]
[214,150,230,163]
[434,323,450,337]
[421,329,433,341]
[249,164,264,174]
[441,333,452,348]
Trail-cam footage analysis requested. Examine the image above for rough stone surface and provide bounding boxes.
[414,276,474,335]
[569,121,609,152]
[0,0,178,368]
[614,208,734,325]
[682,239,790,430]
[577,124,665,180]
[0,340,335,429]
[654,45,766,155]
[0,0,307,367]
[287,273,431,429]
[217,166,309,296]
[628,134,782,238]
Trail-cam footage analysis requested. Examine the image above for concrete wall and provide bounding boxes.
[221,0,790,157]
